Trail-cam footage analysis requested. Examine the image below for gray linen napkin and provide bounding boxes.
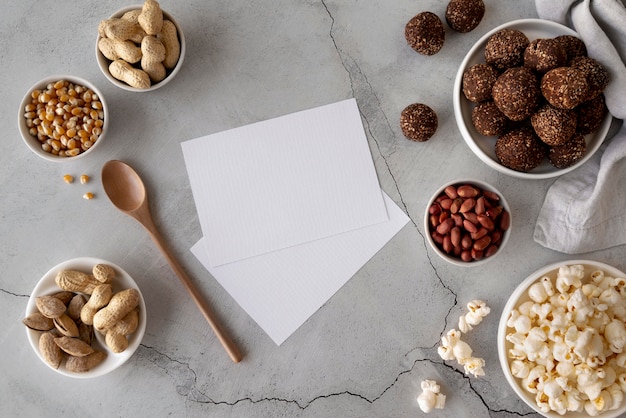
[533,0,626,254]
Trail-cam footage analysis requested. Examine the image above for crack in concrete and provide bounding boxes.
[141,343,418,411]
[316,2,524,416]
[140,342,536,415]
[1,288,29,298]
[437,360,537,417]
[320,0,458,348]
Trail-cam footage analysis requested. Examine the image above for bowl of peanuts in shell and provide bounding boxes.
[424,178,511,267]
[497,260,626,417]
[23,257,147,378]
[96,0,186,92]
[18,75,109,162]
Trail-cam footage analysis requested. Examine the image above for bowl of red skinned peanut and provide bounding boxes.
[18,75,109,162]
[424,178,511,267]
[95,1,186,92]
[498,260,626,417]
[23,257,147,378]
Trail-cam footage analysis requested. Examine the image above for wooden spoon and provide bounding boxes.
[101,160,242,363]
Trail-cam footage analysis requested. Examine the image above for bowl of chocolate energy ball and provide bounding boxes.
[453,19,612,179]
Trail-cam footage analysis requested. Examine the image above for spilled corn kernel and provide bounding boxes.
[82,192,94,200]
[63,174,74,184]
[80,174,90,184]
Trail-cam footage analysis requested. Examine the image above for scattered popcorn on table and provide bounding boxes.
[458,299,491,333]
[438,299,490,378]
[417,380,446,413]
[437,329,486,378]
[504,264,626,415]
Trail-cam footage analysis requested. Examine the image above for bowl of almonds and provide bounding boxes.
[18,75,109,161]
[425,179,511,266]
[23,257,146,378]
[95,0,185,92]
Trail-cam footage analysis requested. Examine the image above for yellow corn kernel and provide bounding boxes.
[63,174,74,184]
[80,174,90,184]
[82,192,94,200]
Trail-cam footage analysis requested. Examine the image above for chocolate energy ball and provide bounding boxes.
[405,12,445,56]
[484,29,529,71]
[495,127,546,172]
[492,66,540,121]
[462,63,498,103]
[576,94,607,135]
[570,56,609,100]
[445,0,485,33]
[400,103,438,142]
[541,67,589,109]
[531,104,577,146]
[524,38,567,73]
[554,35,587,61]
[472,101,509,137]
[549,132,586,168]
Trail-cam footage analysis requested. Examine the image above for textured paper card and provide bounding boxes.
[190,192,409,345]
[182,99,388,267]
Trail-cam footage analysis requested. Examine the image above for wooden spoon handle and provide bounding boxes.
[145,223,243,363]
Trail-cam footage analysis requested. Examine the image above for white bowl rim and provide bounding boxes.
[424,178,511,267]
[453,18,613,180]
[95,5,186,92]
[497,259,626,417]
[18,75,109,162]
[25,256,146,378]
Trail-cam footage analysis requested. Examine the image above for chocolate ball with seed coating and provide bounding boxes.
[445,0,485,33]
[472,101,509,137]
[400,103,438,142]
[462,64,498,103]
[495,127,545,172]
[554,35,587,61]
[549,132,586,168]
[570,56,609,101]
[576,94,607,135]
[492,67,540,121]
[541,67,589,109]
[484,29,529,70]
[524,38,566,73]
[531,104,577,146]
[405,12,445,56]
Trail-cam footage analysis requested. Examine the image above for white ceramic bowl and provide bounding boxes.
[96,5,186,92]
[498,260,626,417]
[453,18,612,179]
[18,75,109,162]
[424,178,511,267]
[25,257,146,378]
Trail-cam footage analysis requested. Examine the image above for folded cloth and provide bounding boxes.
[534,0,626,254]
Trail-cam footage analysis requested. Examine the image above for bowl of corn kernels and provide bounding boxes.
[18,75,109,162]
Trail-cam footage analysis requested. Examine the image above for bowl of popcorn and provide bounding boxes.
[498,261,626,417]
[424,178,511,266]
[453,19,612,180]
[22,257,147,378]
[95,0,186,92]
[18,75,109,162]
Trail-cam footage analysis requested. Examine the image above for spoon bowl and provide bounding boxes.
[101,160,242,363]
[101,161,146,212]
